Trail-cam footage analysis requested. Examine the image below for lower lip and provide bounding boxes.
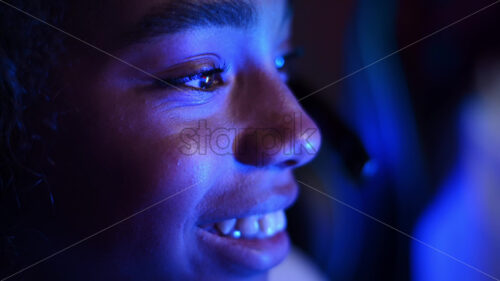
[196,227,290,273]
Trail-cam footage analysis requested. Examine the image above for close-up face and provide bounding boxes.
[5,0,500,281]
[43,0,321,280]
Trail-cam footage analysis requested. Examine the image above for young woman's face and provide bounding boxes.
[49,0,321,280]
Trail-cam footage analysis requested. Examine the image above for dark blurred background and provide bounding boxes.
[287,0,500,280]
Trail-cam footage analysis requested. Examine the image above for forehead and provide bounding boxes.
[68,0,291,51]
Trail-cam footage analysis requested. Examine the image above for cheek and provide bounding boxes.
[118,133,232,274]
[67,129,225,272]
[111,130,227,223]
[126,132,213,189]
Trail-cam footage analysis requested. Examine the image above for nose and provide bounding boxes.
[233,70,322,168]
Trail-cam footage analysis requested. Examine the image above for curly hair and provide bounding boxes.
[0,0,67,272]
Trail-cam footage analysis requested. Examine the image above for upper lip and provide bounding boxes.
[196,181,299,226]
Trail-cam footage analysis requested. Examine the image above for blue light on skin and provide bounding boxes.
[34,0,322,279]
[304,142,314,153]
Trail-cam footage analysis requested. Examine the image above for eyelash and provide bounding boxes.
[159,48,302,92]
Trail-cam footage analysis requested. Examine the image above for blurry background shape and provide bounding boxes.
[413,59,500,281]
[288,0,500,280]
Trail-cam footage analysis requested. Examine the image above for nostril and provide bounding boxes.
[283,159,298,167]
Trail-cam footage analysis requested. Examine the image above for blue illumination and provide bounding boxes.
[275,56,285,69]
[361,159,378,178]
[231,230,241,239]
[412,170,482,280]
[343,0,427,208]
[305,141,314,153]
[413,117,500,280]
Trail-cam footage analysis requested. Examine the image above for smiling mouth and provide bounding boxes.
[200,209,287,239]
[196,186,296,272]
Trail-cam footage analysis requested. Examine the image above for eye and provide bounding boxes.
[275,56,287,70]
[274,48,303,80]
[181,71,224,91]
[161,68,226,92]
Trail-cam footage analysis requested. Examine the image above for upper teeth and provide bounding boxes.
[211,210,286,239]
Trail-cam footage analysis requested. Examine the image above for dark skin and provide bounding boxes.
[37,0,321,280]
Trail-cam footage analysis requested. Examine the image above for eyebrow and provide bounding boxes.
[124,0,257,44]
